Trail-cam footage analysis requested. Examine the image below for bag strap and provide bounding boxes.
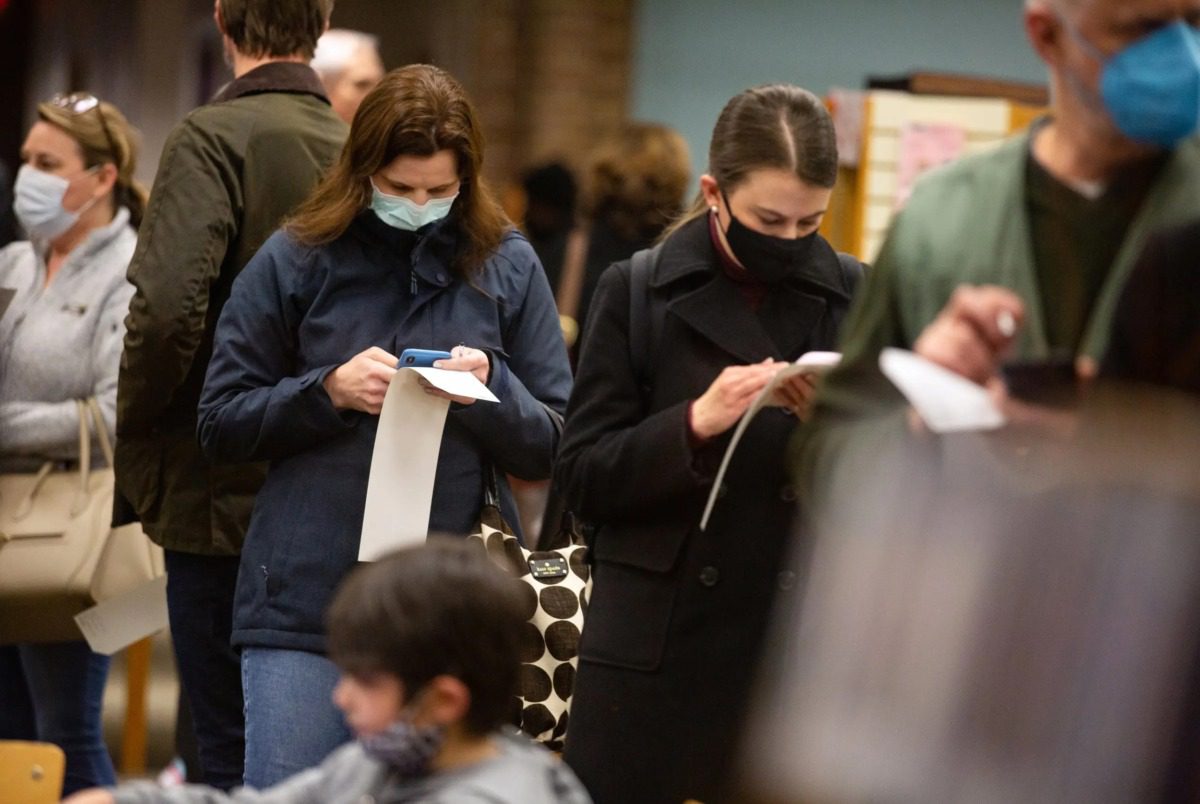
[85,398,115,469]
[482,462,502,510]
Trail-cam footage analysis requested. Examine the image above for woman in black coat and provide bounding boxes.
[555,85,864,804]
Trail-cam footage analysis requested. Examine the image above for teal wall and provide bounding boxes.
[632,0,1046,181]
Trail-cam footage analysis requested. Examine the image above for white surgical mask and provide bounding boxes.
[13,164,99,241]
[370,180,458,231]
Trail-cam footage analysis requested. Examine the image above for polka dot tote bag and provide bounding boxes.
[468,473,589,751]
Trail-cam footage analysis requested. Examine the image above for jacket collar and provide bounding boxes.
[352,210,460,288]
[212,62,329,105]
[652,215,847,363]
[33,206,131,268]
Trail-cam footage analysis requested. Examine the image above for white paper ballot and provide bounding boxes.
[699,352,842,531]
[74,575,168,655]
[358,367,499,561]
[879,347,1006,434]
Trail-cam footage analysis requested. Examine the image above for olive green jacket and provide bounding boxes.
[114,63,346,554]
[794,130,1200,505]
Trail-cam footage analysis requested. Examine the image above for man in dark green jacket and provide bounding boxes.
[796,0,1200,505]
[114,0,345,789]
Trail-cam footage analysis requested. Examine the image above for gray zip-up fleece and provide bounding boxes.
[111,730,592,804]
[0,207,135,469]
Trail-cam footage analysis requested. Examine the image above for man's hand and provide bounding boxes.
[914,285,1024,385]
[323,347,399,415]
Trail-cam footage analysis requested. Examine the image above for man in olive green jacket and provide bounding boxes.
[114,0,345,790]
[795,0,1200,503]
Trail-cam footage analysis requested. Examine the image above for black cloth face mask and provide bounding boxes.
[720,188,817,283]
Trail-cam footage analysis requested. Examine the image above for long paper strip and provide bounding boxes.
[358,367,498,561]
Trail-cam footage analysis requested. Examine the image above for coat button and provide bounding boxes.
[777,570,797,590]
[779,484,798,502]
[698,566,720,587]
[436,272,447,283]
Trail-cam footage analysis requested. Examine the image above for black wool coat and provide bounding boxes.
[555,215,861,804]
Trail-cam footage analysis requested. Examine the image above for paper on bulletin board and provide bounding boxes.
[894,122,967,210]
[358,367,498,561]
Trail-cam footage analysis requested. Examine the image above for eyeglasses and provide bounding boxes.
[48,92,119,164]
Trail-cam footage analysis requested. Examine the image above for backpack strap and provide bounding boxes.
[836,252,866,296]
[628,242,665,400]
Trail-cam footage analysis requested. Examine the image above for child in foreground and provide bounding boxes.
[65,540,592,804]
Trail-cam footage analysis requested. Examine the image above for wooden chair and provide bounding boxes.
[0,741,65,804]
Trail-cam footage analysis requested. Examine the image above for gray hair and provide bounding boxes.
[311,28,380,81]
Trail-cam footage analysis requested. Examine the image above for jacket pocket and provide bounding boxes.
[591,517,690,573]
[579,560,677,672]
[112,435,164,528]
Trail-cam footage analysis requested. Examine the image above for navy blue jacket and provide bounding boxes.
[197,211,572,652]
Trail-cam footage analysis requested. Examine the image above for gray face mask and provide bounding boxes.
[358,715,445,777]
[13,164,99,241]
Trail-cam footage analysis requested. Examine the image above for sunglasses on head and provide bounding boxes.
[48,92,119,165]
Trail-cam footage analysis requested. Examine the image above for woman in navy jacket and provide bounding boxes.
[196,65,571,788]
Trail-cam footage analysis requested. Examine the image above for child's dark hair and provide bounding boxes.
[326,539,526,736]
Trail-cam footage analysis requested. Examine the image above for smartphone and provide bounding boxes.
[1001,356,1080,408]
[399,348,452,368]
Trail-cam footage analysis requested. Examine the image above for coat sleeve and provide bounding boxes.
[450,245,573,480]
[111,752,335,804]
[553,262,722,522]
[196,238,355,464]
[0,276,132,455]
[788,224,923,512]
[117,118,237,436]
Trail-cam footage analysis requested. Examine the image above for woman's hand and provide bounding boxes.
[323,347,398,415]
[775,372,819,421]
[424,345,491,406]
[691,360,786,440]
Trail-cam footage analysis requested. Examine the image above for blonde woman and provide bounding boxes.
[0,92,145,794]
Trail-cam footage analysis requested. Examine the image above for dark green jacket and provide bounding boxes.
[794,130,1200,508]
[114,63,346,554]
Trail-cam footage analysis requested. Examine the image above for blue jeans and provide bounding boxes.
[164,549,245,791]
[0,641,116,795]
[241,646,351,789]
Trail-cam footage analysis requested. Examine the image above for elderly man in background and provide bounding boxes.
[311,28,384,123]
[795,0,1200,498]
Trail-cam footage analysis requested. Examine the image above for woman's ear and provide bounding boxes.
[93,163,119,199]
[699,174,720,212]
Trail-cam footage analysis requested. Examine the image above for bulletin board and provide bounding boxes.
[822,90,1046,262]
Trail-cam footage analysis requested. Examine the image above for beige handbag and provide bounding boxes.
[0,399,164,644]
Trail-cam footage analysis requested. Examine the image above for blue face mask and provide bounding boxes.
[1072,20,1200,148]
[370,180,459,232]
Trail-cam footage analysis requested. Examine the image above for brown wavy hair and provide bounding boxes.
[38,97,148,229]
[662,84,837,241]
[583,122,690,243]
[287,64,510,280]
